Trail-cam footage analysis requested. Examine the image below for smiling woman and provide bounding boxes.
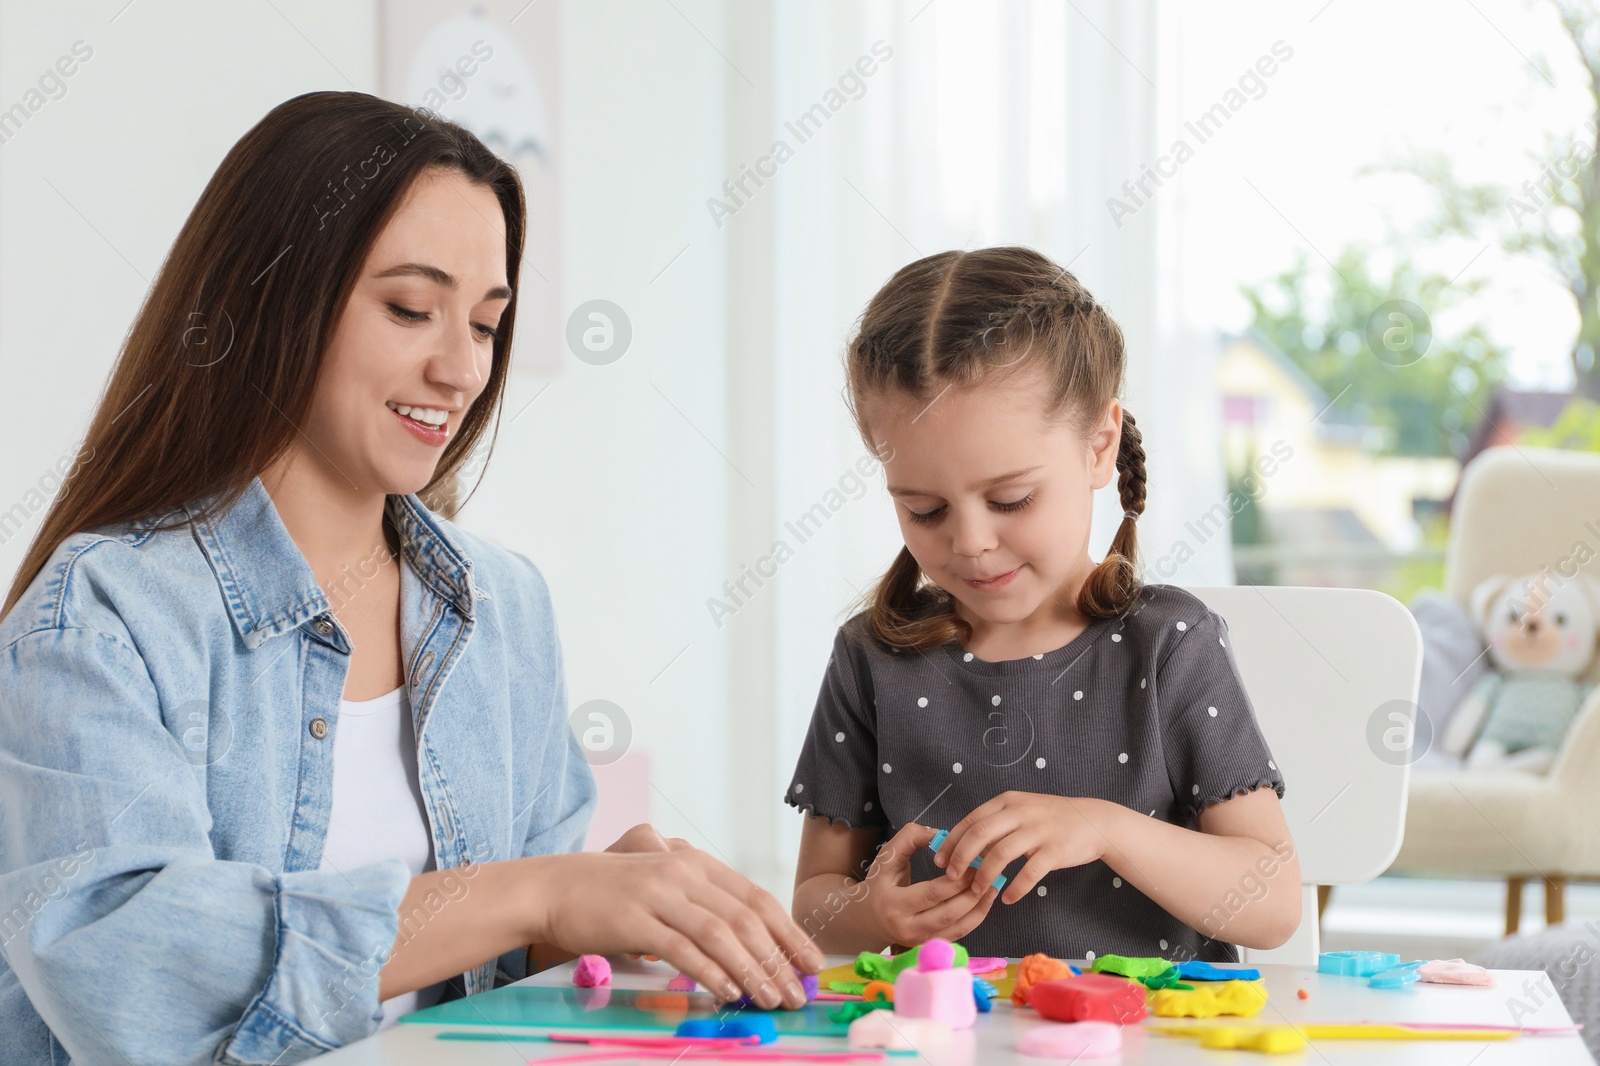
[0,91,820,1066]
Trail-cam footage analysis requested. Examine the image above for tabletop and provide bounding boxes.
[316,954,1596,1064]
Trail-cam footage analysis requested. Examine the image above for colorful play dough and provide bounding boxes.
[1016,1021,1124,1058]
[1012,953,1078,1007]
[894,937,976,1029]
[854,942,970,983]
[969,956,1008,976]
[1148,979,1269,1018]
[666,974,696,992]
[572,955,612,987]
[1090,954,1176,980]
[862,980,895,1003]
[1417,959,1494,986]
[1176,960,1261,982]
[846,1011,952,1050]
[1030,975,1149,1024]
[676,1016,777,1044]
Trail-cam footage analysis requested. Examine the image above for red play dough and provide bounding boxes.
[1029,975,1148,1024]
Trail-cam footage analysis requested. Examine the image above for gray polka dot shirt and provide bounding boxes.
[785,583,1285,962]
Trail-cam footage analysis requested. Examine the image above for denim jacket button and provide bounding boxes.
[309,717,328,739]
[313,618,333,636]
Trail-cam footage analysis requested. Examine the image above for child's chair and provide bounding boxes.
[1387,445,1600,934]
[1187,585,1423,966]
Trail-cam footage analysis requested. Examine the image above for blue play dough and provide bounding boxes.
[928,829,1008,890]
[677,1016,778,1043]
[1177,960,1262,982]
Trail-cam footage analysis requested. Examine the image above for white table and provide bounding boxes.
[317,955,1596,1064]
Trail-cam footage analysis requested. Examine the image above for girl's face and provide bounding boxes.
[864,366,1122,634]
[298,167,511,497]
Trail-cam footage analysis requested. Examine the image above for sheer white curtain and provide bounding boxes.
[717,0,1233,878]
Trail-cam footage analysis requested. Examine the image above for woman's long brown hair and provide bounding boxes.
[846,246,1146,652]
[2,91,525,621]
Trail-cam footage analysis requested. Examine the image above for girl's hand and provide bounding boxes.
[532,847,825,1010]
[863,822,1000,947]
[934,792,1110,904]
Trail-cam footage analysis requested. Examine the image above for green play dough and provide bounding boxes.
[853,942,970,982]
[1090,954,1179,981]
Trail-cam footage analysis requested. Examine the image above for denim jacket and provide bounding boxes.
[0,476,597,1064]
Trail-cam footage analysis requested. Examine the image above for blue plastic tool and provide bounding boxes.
[928,829,1008,890]
[1176,960,1262,982]
[1368,960,1426,989]
[1317,951,1400,978]
[973,976,996,1012]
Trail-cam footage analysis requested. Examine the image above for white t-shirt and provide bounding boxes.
[320,684,444,1030]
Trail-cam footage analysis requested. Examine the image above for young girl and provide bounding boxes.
[787,247,1299,963]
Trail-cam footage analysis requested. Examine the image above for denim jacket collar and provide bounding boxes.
[185,476,476,651]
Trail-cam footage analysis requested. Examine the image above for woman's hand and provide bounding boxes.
[933,792,1111,904]
[860,822,1000,947]
[605,823,691,854]
[528,845,825,1010]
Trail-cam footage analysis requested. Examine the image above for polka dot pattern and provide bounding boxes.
[1112,877,1122,888]
[991,695,1002,706]
[1073,690,1083,700]
[1111,633,1122,642]
[835,732,845,742]
[917,696,928,708]
[794,783,804,793]
[1036,757,1047,769]
[1176,621,1187,631]
[1037,885,1048,897]
[953,762,962,773]
[1118,752,1128,764]
[963,652,974,662]
[883,763,892,774]
[1207,706,1218,717]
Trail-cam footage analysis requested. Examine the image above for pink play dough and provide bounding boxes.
[572,954,612,988]
[667,974,697,992]
[1017,1022,1124,1058]
[1417,959,1494,986]
[847,1011,952,1050]
[895,937,976,1029]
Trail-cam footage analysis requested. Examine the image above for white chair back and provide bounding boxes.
[1187,585,1423,966]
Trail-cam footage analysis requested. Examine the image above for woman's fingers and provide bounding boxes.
[696,853,825,976]
[646,922,744,1002]
[679,895,800,1009]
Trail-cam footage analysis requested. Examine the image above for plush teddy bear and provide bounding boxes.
[1439,572,1600,772]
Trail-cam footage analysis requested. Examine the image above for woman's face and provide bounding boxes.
[863,367,1122,633]
[299,166,510,498]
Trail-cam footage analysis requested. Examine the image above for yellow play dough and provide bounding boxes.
[1148,979,1269,1018]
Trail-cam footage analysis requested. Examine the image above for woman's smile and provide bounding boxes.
[386,400,451,446]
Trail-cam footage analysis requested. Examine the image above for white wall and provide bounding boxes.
[0,1,377,571]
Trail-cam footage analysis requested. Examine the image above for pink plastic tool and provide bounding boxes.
[528,1051,890,1064]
